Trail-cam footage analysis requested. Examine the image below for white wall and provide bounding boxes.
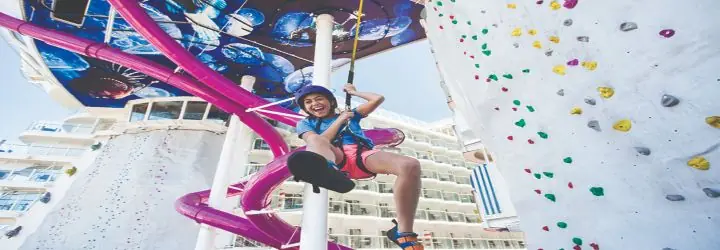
[424,0,720,249]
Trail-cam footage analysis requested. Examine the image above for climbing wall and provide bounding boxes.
[19,130,223,250]
[424,0,720,249]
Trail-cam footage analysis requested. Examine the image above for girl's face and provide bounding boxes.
[303,93,333,118]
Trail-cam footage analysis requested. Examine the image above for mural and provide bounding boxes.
[23,0,426,109]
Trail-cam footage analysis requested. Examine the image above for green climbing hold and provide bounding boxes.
[475,64,480,68]
[534,173,542,179]
[437,1,443,6]
[538,132,548,139]
[482,50,492,56]
[544,194,556,202]
[450,0,455,2]
[572,237,583,245]
[482,28,489,34]
[452,20,458,24]
[462,35,467,39]
[467,20,472,25]
[515,119,526,128]
[526,106,536,112]
[439,13,444,17]
[488,74,498,81]
[542,172,554,178]
[513,100,521,105]
[503,74,513,79]
[557,222,568,228]
[481,43,488,50]
[563,157,573,164]
[590,187,605,196]
[522,69,531,73]
[472,35,478,40]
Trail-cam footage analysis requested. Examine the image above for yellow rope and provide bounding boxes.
[345,0,365,109]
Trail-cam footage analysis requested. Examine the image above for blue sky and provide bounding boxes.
[0,39,450,139]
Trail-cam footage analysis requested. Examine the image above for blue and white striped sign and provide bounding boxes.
[470,164,502,216]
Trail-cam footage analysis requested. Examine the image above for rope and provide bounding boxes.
[345,0,365,110]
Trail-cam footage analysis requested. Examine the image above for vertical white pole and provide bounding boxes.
[194,76,256,250]
[299,13,334,250]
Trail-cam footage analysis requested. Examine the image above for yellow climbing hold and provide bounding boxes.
[533,41,542,49]
[553,65,567,75]
[582,61,598,71]
[550,1,561,10]
[529,29,538,36]
[613,119,632,132]
[687,156,710,170]
[512,28,522,37]
[570,107,582,115]
[549,36,560,43]
[507,3,517,9]
[706,116,720,128]
[597,87,615,99]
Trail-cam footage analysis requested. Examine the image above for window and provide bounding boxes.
[253,139,270,150]
[51,0,92,26]
[183,101,208,120]
[148,101,183,120]
[206,105,230,125]
[130,103,148,122]
[0,191,42,212]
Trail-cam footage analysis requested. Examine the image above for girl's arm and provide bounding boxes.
[344,84,385,117]
[319,110,354,141]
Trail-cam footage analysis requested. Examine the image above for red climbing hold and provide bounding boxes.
[439,25,444,30]
[475,75,480,80]
[563,0,578,9]
[573,245,582,250]
[507,136,515,140]
[568,59,579,66]
[590,243,599,250]
[534,189,542,194]
[433,7,438,11]
[512,107,518,111]
[659,29,675,38]
[460,38,465,42]
[542,226,549,231]
[536,0,544,4]
[464,51,467,55]
[502,87,509,92]
[470,55,475,59]
[528,139,535,144]
[524,168,531,173]
[568,182,574,189]
[449,15,455,19]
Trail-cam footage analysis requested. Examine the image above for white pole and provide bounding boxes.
[299,13,334,250]
[194,76,257,250]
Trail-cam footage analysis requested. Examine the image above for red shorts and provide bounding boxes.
[336,144,380,179]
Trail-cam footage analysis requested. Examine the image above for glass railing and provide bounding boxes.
[324,234,524,249]
[422,189,443,199]
[354,181,378,192]
[0,166,62,183]
[434,155,451,165]
[420,170,439,180]
[26,121,95,135]
[455,176,472,185]
[464,161,478,170]
[378,182,393,194]
[460,194,475,203]
[446,212,467,223]
[442,192,460,202]
[0,143,86,157]
[0,191,42,212]
[397,147,417,158]
[415,152,434,161]
[438,172,455,182]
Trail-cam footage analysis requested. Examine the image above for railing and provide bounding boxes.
[434,155,451,165]
[464,161,478,170]
[0,166,62,183]
[438,172,455,182]
[416,151,434,161]
[0,191,43,212]
[421,170,439,180]
[0,143,86,157]
[378,182,393,194]
[354,181,378,192]
[26,121,96,135]
[326,234,523,249]
[443,192,460,202]
[422,189,444,199]
[460,194,475,203]
[455,176,471,185]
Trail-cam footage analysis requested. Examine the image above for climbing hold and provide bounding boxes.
[572,237,583,246]
[545,50,554,57]
[553,65,567,75]
[529,29,538,36]
[452,20,458,24]
[563,0,578,8]
[634,147,651,156]
[522,69,531,73]
[590,187,604,196]
[524,168,531,173]
[515,119,527,128]
[613,119,632,132]
[534,173,542,179]
[706,116,720,128]
[557,222,568,228]
[513,100,521,105]
[542,226,550,231]
[564,19,573,26]
[503,74,514,79]
[577,36,590,42]
[507,3,517,9]
[502,87,509,92]
[538,132,548,139]
[474,75,480,80]
[597,87,615,99]
[494,107,500,111]
[472,35,478,40]
[475,64,480,68]
[527,106,536,112]
[528,139,535,144]
[512,28,522,36]
[488,74,499,81]
[483,50,492,56]
[588,120,601,131]
[544,194,556,202]
[543,172,554,178]
[512,107,518,111]
[549,36,560,43]
[557,89,565,96]
[659,29,675,38]
[481,43,488,50]
[584,97,596,106]
[482,28,489,34]
[620,22,638,32]
[534,189,542,194]
[507,136,514,141]
[687,156,710,170]
[589,243,600,250]
[436,1,443,6]
[536,0,544,4]
[533,41,543,49]
[550,1,561,10]
[467,21,472,25]
[665,195,685,201]
[567,59,579,66]
[581,61,598,70]
[563,157,573,164]
[703,188,720,198]
[513,43,520,48]
[571,107,583,115]
[661,94,680,107]
[568,182,574,189]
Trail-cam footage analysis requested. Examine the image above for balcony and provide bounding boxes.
[0,165,63,189]
[19,121,98,144]
[123,98,230,133]
[0,191,43,218]
[0,143,86,163]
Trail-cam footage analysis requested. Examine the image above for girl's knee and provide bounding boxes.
[399,158,421,178]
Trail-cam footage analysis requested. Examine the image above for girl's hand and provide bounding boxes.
[343,83,358,95]
[338,110,355,122]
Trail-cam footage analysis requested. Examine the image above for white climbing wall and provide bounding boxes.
[423,0,720,249]
[18,130,223,250]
